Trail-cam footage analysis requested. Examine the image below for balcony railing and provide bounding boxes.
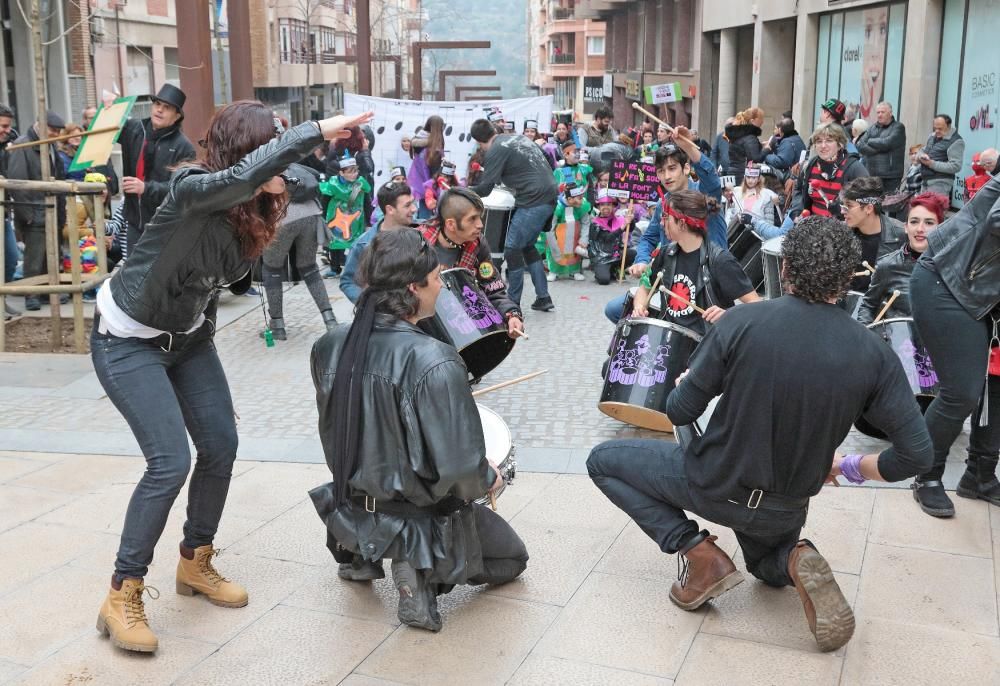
[552,7,574,20]
[549,53,576,64]
[279,49,340,65]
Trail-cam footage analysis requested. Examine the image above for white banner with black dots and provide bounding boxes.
[344,93,554,183]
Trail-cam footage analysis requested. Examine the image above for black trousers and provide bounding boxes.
[911,264,999,479]
[593,250,636,285]
[588,439,808,587]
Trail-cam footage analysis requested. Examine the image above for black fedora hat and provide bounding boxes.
[150,83,186,114]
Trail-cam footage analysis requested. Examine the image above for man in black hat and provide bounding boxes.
[117,83,196,255]
[7,110,68,310]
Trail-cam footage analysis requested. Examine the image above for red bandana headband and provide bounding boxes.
[665,204,707,231]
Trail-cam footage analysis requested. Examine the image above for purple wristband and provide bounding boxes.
[840,454,866,485]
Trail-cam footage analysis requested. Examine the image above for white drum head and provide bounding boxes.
[477,404,512,463]
[483,187,516,210]
[761,235,784,257]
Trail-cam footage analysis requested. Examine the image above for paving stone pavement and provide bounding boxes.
[0,452,997,685]
[0,276,973,485]
[0,278,997,684]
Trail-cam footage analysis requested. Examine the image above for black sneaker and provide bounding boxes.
[338,556,385,581]
[391,561,441,632]
[911,479,955,517]
[530,296,555,312]
[24,296,41,311]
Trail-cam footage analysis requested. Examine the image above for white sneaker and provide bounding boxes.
[545,273,556,282]
[572,272,585,281]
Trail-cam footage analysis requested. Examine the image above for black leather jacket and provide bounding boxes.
[921,175,1000,319]
[309,316,494,583]
[856,243,919,324]
[118,118,196,252]
[109,122,324,332]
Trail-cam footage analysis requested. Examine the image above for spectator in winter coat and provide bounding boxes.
[919,114,965,199]
[711,117,734,173]
[792,122,869,221]
[724,107,764,183]
[762,118,806,176]
[856,102,907,193]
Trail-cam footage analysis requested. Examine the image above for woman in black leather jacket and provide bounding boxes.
[92,101,373,654]
[909,177,1000,517]
[856,192,947,324]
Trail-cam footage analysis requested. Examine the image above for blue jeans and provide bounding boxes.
[587,439,807,587]
[4,218,19,282]
[91,323,238,579]
[604,293,627,323]
[910,264,997,480]
[504,203,554,305]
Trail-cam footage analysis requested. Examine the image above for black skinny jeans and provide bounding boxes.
[587,439,808,587]
[910,264,999,479]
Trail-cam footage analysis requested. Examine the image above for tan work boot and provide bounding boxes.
[176,544,248,608]
[788,541,855,651]
[96,575,159,653]
[670,532,744,610]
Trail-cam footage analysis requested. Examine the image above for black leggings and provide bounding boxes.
[593,250,636,285]
[910,264,998,480]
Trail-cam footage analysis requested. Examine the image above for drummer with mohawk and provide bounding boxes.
[421,187,525,339]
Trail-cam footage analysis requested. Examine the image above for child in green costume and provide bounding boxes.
[545,184,591,281]
[319,153,371,275]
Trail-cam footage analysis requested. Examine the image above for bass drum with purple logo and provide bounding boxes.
[598,318,702,433]
[428,267,516,380]
[854,317,940,438]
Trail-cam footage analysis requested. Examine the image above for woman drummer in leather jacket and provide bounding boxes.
[856,192,947,324]
[909,176,1000,517]
[91,102,373,654]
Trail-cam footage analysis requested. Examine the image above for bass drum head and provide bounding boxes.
[597,402,675,432]
[474,404,515,504]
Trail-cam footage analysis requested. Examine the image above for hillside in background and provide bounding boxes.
[421,0,530,100]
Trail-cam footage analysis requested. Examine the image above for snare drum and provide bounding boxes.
[431,268,516,380]
[607,288,666,356]
[761,236,785,300]
[474,404,516,504]
[598,318,702,432]
[674,394,720,451]
[727,216,764,292]
[482,186,516,266]
[854,318,939,438]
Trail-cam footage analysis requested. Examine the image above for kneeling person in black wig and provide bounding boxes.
[309,229,528,631]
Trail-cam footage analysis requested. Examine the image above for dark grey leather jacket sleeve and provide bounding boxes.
[173,121,324,216]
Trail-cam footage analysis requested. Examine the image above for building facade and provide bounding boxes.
[527,0,606,122]
[701,0,998,205]
[576,0,703,132]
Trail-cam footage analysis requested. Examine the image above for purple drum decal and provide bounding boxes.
[607,334,672,388]
[898,338,939,390]
[438,284,503,336]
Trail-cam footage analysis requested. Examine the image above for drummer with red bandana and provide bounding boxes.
[421,187,525,339]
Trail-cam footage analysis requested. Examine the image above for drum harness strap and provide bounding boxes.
[656,241,721,312]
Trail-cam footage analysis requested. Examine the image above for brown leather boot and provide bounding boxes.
[669,532,744,610]
[176,544,248,608]
[787,541,855,651]
[96,576,159,653]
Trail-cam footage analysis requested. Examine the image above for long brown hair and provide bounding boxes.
[196,100,287,258]
[420,115,446,170]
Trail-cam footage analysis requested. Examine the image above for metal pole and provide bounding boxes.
[213,0,228,105]
[357,0,372,95]
[227,0,254,100]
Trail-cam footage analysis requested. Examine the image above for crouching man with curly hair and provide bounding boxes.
[587,216,933,652]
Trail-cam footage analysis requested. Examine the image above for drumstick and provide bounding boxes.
[488,490,498,511]
[660,286,706,315]
[853,270,872,277]
[618,200,634,283]
[511,329,530,340]
[631,102,675,133]
[872,290,901,324]
[861,261,877,275]
[471,369,548,397]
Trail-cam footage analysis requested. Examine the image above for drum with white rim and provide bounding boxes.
[761,235,785,300]
[482,186,516,266]
[474,404,516,504]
